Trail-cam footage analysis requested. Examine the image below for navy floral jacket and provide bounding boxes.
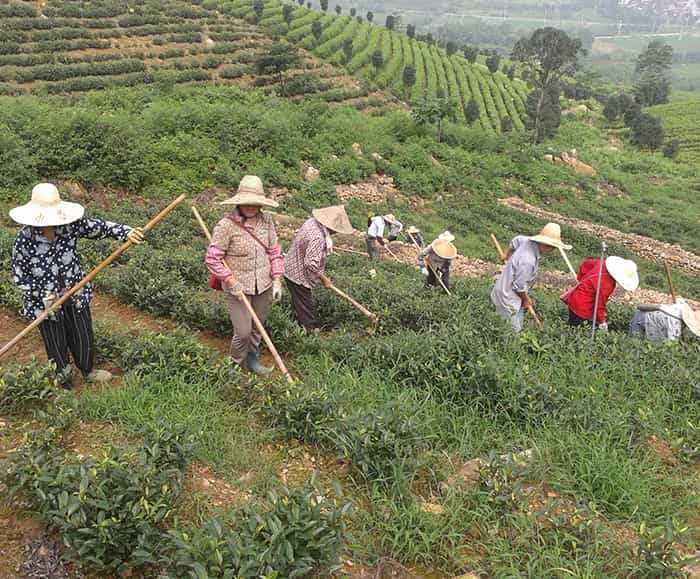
[12,217,132,320]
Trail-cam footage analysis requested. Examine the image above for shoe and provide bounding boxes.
[86,369,113,383]
[245,351,272,376]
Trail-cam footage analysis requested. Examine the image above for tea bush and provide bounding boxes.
[0,360,60,414]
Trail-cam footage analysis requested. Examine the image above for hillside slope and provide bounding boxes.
[647,98,700,162]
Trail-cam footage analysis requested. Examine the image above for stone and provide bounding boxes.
[430,155,442,167]
[543,154,554,162]
[419,502,444,515]
[302,163,320,181]
[351,142,362,155]
[440,458,483,493]
[370,152,383,161]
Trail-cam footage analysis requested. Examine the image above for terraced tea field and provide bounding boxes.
[647,98,700,163]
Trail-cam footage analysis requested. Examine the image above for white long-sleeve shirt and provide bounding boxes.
[367,216,385,238]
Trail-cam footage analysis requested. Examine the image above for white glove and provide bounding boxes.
[272,279,283,302]
[42,293,61,314]
[421,267,429,276]
[598,322,608,331]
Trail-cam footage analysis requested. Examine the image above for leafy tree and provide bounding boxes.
[306,1,311,7]
[342,38,353,63]
[356,15,362,23]
[634,40,673,106]
[465,97,479,125]
[371,49,383,69]
[602,95,620,122]
[623,100,642,127]
[411,97,454,142]
[335,4,341,14]
[255,41,301,93]
[511,27,584,143]
[406,24,416,38]
[253,0,265,22]
[630,113,664,151]
[385,14,395,30]
[463,45,478,63]
[320,0,328,10]
[350,7,356,16]
[505,65,516,80]
[663,138,680,159]
[282,4,294,25]
[425,32,433,45]
[501,116,513,133]
[402,64,416,93]
[366,10,373,22]
[486,53,501,73]
[446,41,457,56]
[311,19,323,42]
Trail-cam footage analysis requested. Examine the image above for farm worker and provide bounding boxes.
[628,298,700,342]
[490,223,571,332]
[418,231,457,293]
[386,214,404,241]
[406,226,425,249]
[561,256,639,328]
[366,213,400,259]
[10,183,144,389]
[205,175,284,375]
[284,205,354,331]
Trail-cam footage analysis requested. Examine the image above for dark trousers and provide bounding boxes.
[285,278,316,331]
[567,309,588,327]
[38,301,95,387]
[366,237,382,260]
[426,266,450,294]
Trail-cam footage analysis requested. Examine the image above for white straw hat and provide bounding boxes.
[605,256,639,292]
[9,183,84,227]
[383,213,398,225]
[679,299,700,337]
[433,239,457,260]
[438,230,455,242]
[529,222,572,250]
[312,205,353,234]
[220,175,279,208]
[407,226,420,234]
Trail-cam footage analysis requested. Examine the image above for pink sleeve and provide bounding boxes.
[205,244,230,281]
[269,244,285,278]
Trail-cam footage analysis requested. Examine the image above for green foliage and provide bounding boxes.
[630,112,665,151]
[625,519,697,578]
[634,40,673,107]
[0,360,60,414]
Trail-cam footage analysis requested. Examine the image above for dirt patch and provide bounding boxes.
[0,503,44,579]
[61,420,132,459]
[499,197,700,274]
[335,175,424,209]
[647,435,679,467]
[384,241,501,279]
[178,461,251,520]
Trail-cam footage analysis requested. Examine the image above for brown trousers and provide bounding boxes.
[285,277,316,331]
[224,288,272,363]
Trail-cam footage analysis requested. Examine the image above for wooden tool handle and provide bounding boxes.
[329,285,378,324]
[526,303,542,329]
[663,260,676,304]
[490,233,506,263]
[0,194,186,359]
[407,235,451,295]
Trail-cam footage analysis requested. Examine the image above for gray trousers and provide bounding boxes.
[224,289,272,363]
[494,303,525,332]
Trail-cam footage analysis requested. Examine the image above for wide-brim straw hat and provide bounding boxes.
[680,301,700,337]
[433,239,457,260]
[438,230,455,242]
[406,226,420,234]
[219,175,279,208]
[312,205,353,234]
[529,222,572,250]
[383,213,399,225]
[9,183,84,227]
[605,256,639,292]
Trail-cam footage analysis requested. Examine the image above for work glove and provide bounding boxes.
[127,227,145,244]
[320,274,333,289]
[42,293,61,315]
[598,322,608,331]
[421,267,429,276]
[224,275,243,296]
[272,278,283,302]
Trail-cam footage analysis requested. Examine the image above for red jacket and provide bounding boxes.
[561,259,616,323]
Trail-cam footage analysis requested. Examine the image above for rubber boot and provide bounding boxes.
[245,351,272,376]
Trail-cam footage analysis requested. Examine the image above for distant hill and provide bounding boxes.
[620,0,700,22]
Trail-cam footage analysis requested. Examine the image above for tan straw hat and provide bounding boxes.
[312,205,353,234]
[438,230,455,242]
[220,175,279,208]
[433,239,457,260]
[9,183,84,227]
[529,222,572,250]
[605,256,639,292]
[680,301,700,337]
[383,213,398,225]
[407,225,420,234]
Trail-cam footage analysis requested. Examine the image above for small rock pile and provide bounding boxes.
[335,174,402,204]
[543,149,597,177]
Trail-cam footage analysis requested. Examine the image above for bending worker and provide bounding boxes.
[284,205,354,330]
[629,298,700,341]
[366,213,400,259]
[491,223,571,332]
[418,231,457,293]
[561,256,639,328]
[10,183,144,389]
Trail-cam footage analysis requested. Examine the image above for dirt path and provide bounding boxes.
[499,197,700,273]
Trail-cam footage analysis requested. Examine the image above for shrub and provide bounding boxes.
[662,138,680,159]
[0,360,60,414]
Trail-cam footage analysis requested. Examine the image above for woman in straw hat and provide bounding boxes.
[561,256,639,329]
[284,205,354,330]
[490,223,571,332]
[10,183,144,389]
[629,298,700,342]
[205,175,284,375]
[418,231,457,293]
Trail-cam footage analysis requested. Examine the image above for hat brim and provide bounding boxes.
[219,192,279,208]
[529,235,572,251]
[605,256,640,292]
[433,241,457,260]
[9,200,84,227]
[680,304,700,337]
[312,208,354,234]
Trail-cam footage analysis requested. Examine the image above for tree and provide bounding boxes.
[297,0,304,6]
[311,19,322,42]
[623,100,642,127]
[634,40,673,106]
[335,4,341,14]
[306,1,311,7]
[486,53,501,73]
[356,15,362,23]
[465,97,479,125]
[366,10,373,22]
[342,37,353,63]
[411,97,454,141]
[385,14,395,30]
[406,24,415,38]
[463,45,478,63]
[602,95,620,122]
[501,116,513,133]
[511,27,584,143]
[371,49,383,69]
[255,41,301,93]
[320,0,328,10]
[282,4,294,25]
[350,7,356,16]
[505,65,516,80]
[253,0,265,22]
[446,41,457,56]
[663,138,680,159]
[402,64,416,93]
[630,113,664,151]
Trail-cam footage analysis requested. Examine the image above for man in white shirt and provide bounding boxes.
[366,213,400,259]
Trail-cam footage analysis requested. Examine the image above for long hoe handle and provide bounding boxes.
[191,205,294,384]
[490,233,506,263]
[0,194,186,359]
[328,284,378,324]
[559,247,577,279]
[407,236,451,296]
[663,260,676,303]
